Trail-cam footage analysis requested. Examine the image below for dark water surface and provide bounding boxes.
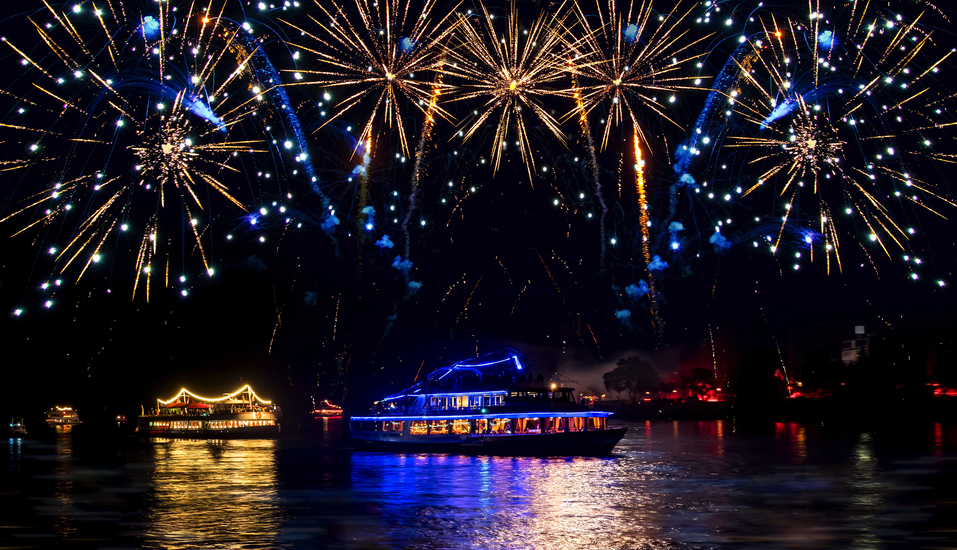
[3,420,956,549]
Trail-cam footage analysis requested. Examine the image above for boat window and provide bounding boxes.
[410,421,428,435]
[489,418,512,434]
[451,419,470,435]
[588,417,602,430]
[569,417,585,432]
[512,418,540,434]
[384,421,404,432]
[472,419,488,434]
[428,419,449,435]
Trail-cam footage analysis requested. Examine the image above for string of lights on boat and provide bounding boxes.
[1,0,954,324]
[156,384,273,405]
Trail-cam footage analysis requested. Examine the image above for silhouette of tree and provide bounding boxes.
[603,356,661,403]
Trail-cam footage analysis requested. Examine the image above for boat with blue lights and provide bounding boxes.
[349,351,627,455]
[137,385,280,438]
[9,417,27,437]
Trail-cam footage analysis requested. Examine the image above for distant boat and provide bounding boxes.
[349,350,627,455]
[312,399,343,418]
[9,417,27,436]
[137,385,280,438]
[45,405,82,432]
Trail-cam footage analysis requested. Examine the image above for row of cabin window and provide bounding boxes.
[429,395,504,410]
[149,420,275,429]
[363,417,606,435]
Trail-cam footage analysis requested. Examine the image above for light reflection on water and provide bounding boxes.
[144,439,282,549]
[347,420,957,549]
[1,420,956,549]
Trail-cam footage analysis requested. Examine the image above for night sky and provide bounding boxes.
[2,0,956,422]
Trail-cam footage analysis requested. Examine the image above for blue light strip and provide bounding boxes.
[382,390,508,402]
[350,411,613,421]
[449,354,520,370]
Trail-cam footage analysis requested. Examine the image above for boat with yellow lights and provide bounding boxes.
[46,405,82,432]
[137,385,280,438]
[349,350,627,455]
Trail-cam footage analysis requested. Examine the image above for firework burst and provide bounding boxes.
[711,3,957,275]
[565,0,710,149]
[281,0,459,158]
[0,0,275,302]
[447,0,569,182]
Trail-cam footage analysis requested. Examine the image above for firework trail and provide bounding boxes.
[447,0,569,183]
[709,2,957,276]
[0,0,277,303]
[569,63,608,265]
[632,132,658,315]
[401,70,443,266]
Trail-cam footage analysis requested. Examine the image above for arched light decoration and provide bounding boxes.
[157,384,272,406]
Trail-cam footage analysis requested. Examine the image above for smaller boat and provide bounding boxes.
[312,399,343,418]
[9,417,27,436]
[45,406,82,432]
[137,385,280,438]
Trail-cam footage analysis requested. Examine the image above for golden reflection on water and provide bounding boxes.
[144,439,281,549]
[51,433,77,538]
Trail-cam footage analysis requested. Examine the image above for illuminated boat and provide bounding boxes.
[136,385,280,438]
[349,351,627,455]
[9,417,27,436]
[45,405,82,432]
[312,399,343,418]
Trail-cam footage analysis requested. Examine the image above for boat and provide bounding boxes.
[349,350,627,455]
[45,405,82,432]
[312,399,343,418]
[9,417,27,436]
[136,385,280,438]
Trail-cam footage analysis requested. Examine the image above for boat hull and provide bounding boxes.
[351,427,627,456]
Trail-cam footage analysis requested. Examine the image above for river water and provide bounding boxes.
[2,419,956,549]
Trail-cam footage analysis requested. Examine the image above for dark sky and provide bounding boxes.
[1,0,956,419]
